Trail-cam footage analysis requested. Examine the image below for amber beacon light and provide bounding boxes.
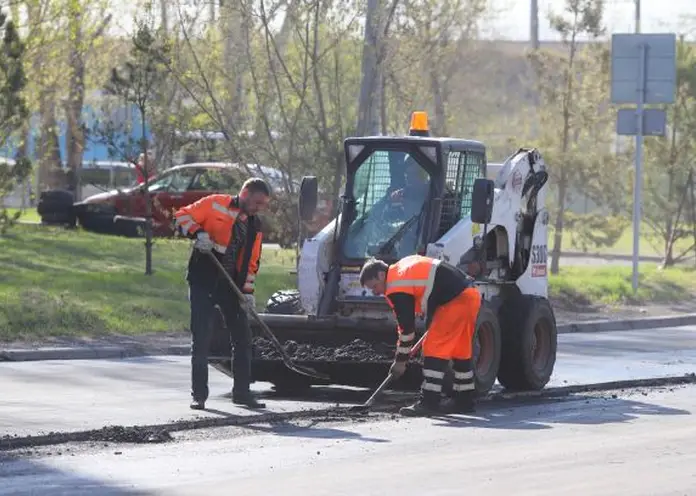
[409,111,430,136]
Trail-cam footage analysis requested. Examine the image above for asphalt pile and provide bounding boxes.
[252,337,393,362]
[87,425,174,444]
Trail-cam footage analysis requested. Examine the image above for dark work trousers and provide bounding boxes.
[188,282,252,402]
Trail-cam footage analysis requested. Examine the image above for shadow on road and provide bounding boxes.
[0,453,146,496]
[242,419,389,444]
[430,394,691,431]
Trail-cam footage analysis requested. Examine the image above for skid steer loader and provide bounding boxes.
[210,111,558,397]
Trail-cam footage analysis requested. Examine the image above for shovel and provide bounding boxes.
[349,331,428,413]
[207,251,330,381]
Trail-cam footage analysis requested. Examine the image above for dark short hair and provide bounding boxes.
[241,177,271,196]
[359,257,389,286]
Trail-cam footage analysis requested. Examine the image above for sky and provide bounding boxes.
[106,0,696,42]
[484,0,696,41]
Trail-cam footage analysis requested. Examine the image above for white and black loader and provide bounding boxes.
[213,111,558,397]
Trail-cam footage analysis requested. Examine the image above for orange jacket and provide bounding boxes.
[385,254,441,316]
[174,194,262,293]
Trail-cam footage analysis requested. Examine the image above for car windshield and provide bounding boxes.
[342,150,432,260]
[147,168,197,193]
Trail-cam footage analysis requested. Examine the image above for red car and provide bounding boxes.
[73,162,334,242]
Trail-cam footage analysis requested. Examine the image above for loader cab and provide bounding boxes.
[336,133,487,266]
[296,111,488,317]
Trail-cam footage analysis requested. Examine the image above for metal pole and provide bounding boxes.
[632,43,647,293]
[531,0,539,50]
[635,0,641,34]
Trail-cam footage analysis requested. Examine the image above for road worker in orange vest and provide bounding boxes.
[359,254,482,416]
[174,178,272,411]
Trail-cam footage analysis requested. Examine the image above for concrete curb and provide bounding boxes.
[557,313,696,334]
[2,313,696,363]
[0,344,191,362]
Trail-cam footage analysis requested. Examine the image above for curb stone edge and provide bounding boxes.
[2,313,696,362]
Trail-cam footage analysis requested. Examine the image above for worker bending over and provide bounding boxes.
[174,178,271,411]
[359,254,481,416]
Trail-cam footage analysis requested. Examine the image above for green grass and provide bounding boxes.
[550,265,696,306]
[1,224,695,341]
[0,224,297,341]
[557,222,695,258]
[4,207,41,223]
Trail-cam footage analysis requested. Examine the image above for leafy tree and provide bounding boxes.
[0,9,30,234]
[91,22,171,275]
[641,36,696,266]
[527,0,626,274]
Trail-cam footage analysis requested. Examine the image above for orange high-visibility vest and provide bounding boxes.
[385,254,441,316]
[174,194,262,293]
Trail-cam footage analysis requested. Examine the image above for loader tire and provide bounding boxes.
[442,304,501,397]
[497,296,557,391]
[265,289,304,315]
[472,304,502,395]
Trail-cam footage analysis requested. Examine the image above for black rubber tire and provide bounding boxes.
[37,189,75,225]
[265,289,304,315]
[440,303,501,397]
[472,304,502,394]
[113,216,145,238]
[497,296,558,391]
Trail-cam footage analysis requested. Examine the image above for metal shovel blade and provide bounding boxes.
[348,373,395,413]
[347,331,428,413]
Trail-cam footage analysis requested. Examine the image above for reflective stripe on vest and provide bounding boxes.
[385,258,441,315]
[211,201,241,253]
[212,201,240,220]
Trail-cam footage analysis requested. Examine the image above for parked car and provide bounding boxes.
[72,162,334,245]
[36,161,138,227]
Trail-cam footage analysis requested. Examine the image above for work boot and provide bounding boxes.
[399,389,441,417]
[441,393,476,414]
[399,399,440,417]
[190,399,206,410]
[232,391,266,409]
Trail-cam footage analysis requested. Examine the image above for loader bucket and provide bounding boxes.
[208,312,425,392]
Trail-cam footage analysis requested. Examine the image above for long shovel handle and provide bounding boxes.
[206,252,327,380]
[360,331,428,409]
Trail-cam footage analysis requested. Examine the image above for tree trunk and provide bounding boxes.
[221,0,247,138]
[550,178,566,275]
[356,0,381,136]
[550,25,578,274]
[160,0,168,33]
[254,0,297,138]
[37,94,63,190]
[141,107,153,276]
[66,7,86,200]
[689,170,696,267]
[380,69,388,135]
[430,70,446,136]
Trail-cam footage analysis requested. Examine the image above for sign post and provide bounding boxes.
[611,33,676,292]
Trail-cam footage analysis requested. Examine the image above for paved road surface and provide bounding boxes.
[2,384,695,495]
[1,326,695,439]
